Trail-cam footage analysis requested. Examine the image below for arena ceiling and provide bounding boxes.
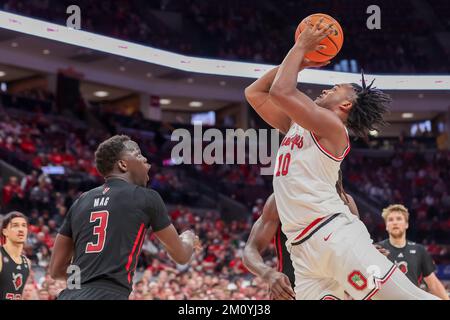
[0,27,448,120]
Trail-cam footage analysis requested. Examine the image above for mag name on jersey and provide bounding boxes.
[93,197,109,207]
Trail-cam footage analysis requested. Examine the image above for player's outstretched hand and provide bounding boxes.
[295,17,334,53]
[263,269,295,300]
[374,244,390,257]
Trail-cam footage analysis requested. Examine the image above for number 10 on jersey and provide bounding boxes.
[275,153,291,177]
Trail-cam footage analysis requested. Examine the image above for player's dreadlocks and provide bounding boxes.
[95,135,131,176]
[347,70,391,137]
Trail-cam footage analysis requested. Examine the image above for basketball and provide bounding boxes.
[295,13,344,62]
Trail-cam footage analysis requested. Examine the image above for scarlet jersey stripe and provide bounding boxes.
[132,228,147,273]
[291,213,341,246]
[276,227,283,272]
[126,223,145,278]
[273,232,280,271]
[293,216,325,241]
[418,273,423,285]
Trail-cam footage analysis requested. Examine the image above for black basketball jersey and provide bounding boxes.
[59,178,171,296]
[377,239,435,286]
[0,246,30,300]
[274,225,295,288]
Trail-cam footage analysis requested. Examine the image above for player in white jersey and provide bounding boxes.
[245,19,439,300]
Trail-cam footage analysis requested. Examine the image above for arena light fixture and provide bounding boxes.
[94,91,109,98]
[189,101,203,108]
[369,130,379,137]
[0,10,449,90]
[402,113,414,119]
[43,49,50,55]
[11,42,18,48]
[159,98,171,105]
[0,71,6,77]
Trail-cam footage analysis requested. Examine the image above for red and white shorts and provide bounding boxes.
[289,213,396,300]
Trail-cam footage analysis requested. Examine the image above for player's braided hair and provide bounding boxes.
[95,135,131,176]
[348,70,391,137]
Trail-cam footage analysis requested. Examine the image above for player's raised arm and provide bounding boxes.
[245,67,292,134]
[243,194,295,300]
[269,20,347,144]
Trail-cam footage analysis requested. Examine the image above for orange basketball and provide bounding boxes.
[294,13,344,63]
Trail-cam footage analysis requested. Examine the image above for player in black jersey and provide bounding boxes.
[0,211,31,300]
[49,135,200,300]
[377,204,449,300]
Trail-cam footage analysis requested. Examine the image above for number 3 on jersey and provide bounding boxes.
[275,153,291,177]
[85,210,109,253]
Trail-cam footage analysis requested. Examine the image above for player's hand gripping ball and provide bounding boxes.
[295,13,344,63]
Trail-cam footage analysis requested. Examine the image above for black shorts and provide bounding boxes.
[57,286,129,300]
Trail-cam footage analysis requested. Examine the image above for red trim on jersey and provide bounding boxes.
[311,131,350,162]
[364,265,397,300]
[126,223,145,283]
[276,227,283,272]
[293,216,325,241]
[132,228,147,274]
[418,274,423,285]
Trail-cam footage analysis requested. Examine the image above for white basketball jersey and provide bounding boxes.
[273,122,352,247]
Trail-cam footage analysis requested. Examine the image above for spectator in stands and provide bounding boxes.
[29,177,52,211]
[2,176,24,211]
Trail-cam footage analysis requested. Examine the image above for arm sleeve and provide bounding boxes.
[58,199,77,238]
[420,246,436,277]
[140,188,171,232]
